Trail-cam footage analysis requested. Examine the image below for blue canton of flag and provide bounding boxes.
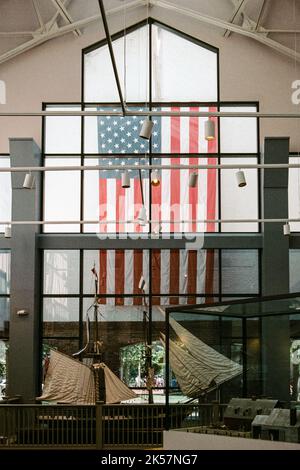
[97,108,161,178]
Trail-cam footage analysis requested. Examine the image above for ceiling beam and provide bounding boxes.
[149,0,300,62]
[0,0,144,66]
[50,0,81,37]
[224,0,248,38]
[255,0,268,31]
[32,0,45,32]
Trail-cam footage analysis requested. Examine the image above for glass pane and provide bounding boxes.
[84,26,149,102]
[0,299,9,338]
[43,250,79,295]
[42,339,79,357]
[220,106,257,153]
[151,249,219,305]
[152,24,218,101]
[0,340,8,397]
[0,158,11,233]
[289,157,300,232]
[84,107,150,155]
[84,157,150,233]
[43,298,79,337]
[45,106,81,154]
[151,163,219,233]
[0,251,10,294]
[156,107,218,154]
[83,250,150,302]
[222,250,259,294]
[44,158,81,233]
[82,297,149,392]
[289,250,300,293]
[221,158,258,232]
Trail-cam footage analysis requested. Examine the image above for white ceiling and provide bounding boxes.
[0,0,299,65]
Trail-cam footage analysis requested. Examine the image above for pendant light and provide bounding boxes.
[283,222,291,236]
[137,205,147,226]
[151,169,160,187]
[189,172,198,188]
[204,119,215,141]
[236,169,247,187]
[121,170,130,188]
[23,172,35,189]
[139,119,154,140]
[4,225,11,238]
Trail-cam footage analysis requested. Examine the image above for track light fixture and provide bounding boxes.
[139,119,154,140]
[236,169,247,188]
[121,170,130,188]
[189,172,198,188]
[283,221,290,236]
[4,225,11,238]
[23,172,35,189]
[151,169,160,187]
[137,205,147,226]
[153,223,162,235]
[204,119,215,141]
[138,275,147,291]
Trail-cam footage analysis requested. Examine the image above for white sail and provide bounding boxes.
[160,334,218,397]
[161,318,243,397]
[37,349,137,404]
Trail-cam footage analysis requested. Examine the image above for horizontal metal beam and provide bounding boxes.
[37,233,262,250]
[0,218,298,225]
[1,163,300,172]
[0,109,298,118]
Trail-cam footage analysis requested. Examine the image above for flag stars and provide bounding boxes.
[114,144,119,149]
[126,132,132,137]
[113,121,118,126]
[120,126,125,131]
[106,127,112,132]
[114,133,119,137]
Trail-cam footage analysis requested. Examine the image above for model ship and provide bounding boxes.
[37,266,136,405]
[161,317,243,398]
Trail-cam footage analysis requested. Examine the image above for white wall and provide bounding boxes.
[0,5,299,153]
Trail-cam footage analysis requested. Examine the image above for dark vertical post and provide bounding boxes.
[8,138,41,403]
[165,309,170,430]
[261,137,290,402]
[242,317,247,397]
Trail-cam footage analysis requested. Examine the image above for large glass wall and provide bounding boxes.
[42,249,259,399]
[0,250,10,398]
[43,20,259,235]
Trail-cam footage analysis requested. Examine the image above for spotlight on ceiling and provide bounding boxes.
[139,119,154,140]
[23,172,35,189]
[189,172,198,188]
[236,170,247,188]
[137,205,147,226]
[204,119,216,141]
[283,222,291,236]
[151,169,160,187]
[121,170,130,188]
[4,225,11,238]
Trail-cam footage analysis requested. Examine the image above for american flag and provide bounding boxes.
[97,107,218,306]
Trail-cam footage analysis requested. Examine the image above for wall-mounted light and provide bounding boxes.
[23,172,35,189]
[17,309,29,316]
[151,169,160,187]
[189,172,198,188]
[204,119,215,141]
[121,170,130,188]
[236,170,247,188]
[139,119,154,140]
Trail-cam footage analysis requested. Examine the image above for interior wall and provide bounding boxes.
[0,5,299,153]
